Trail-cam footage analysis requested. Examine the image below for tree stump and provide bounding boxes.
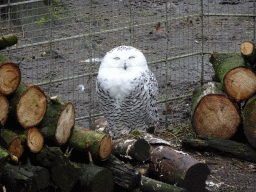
[209,52,256,101]
[0,61,21,95]
[0,93,9,126]
[191,82,241,139]
[242,94,256,148]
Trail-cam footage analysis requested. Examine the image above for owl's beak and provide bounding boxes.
[124,61,127,70]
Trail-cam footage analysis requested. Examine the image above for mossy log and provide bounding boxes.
[71,162,114,192]
[26,127,44,153]
[0,61,21,95]
[0,128,25,158]
[0,146,18,172]
[39,96,75,145]
[68,126,112,162]
[0,34,18,50]
[140,175,187,192]
[100,154,141,190]
[0,163,50,192]
[209,52,256,101]
[148,145,210,192]
[112,137,150,162]
[242,94,256,148]
[182,135,256,163]
[240,41,256,66]
[37,146,81,192]
[6,82,47,129]
[191,82,241,139]
[0,93,9,126]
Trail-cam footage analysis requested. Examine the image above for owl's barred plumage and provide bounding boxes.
[96,46,159,138]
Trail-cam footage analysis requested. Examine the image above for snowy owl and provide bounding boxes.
[96,46,159,138]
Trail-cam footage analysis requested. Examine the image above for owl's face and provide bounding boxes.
[99,46,148,71]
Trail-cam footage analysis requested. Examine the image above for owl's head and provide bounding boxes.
[99,46,148,71]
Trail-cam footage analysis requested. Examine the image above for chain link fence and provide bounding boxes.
[0,0,255,129]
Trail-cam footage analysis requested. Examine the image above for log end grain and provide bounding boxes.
[27,127,44,153]
[0,93,9,125]
[17,85,47,128]
[224,67,256,101]
[8,137,24,159]
[241,41,254,56]
[0,62,21,95]
[99,135,112,160]
[192,94,241,139]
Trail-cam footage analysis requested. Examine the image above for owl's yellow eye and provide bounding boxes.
[114,57,120,60]
[129,56,135,59]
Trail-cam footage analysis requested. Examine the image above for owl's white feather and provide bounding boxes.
[96,46,159,138]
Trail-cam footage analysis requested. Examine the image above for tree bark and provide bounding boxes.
[182,135,256,163]
[26,127,44,153]
[39,96,75,146]
[112,137,150,162]
[0,61,21,95]
[68,126,112,162]
[0,93,9,126]
[242,94,256,148]
[240,41,256,66]
[191,82,241,139]
[148,145,210,192]
[209,52,256,101]
[0,34,18,50]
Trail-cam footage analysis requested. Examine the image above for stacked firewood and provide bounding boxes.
[188,41,256,161]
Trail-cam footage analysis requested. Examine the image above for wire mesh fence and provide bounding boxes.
[0,0,255,129]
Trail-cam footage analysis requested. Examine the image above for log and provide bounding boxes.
[37,146,81,192]
[191,82,241,139]
[39,96,75,145]
[242,94,256,148]
[0,34,18,50]
[100,154,141,190]
[140,175,187,192]
[0,61,21,95]
[240,41,256,66]
[112,137,150,162]
[0,129,25,158]
[0,163,50,192]
[182,135,256,163]
[209,52,256,101]
[68,126,112,162]
[26,127,44,153]
[0,146,18,172]
[0,93,9,126]
[71,162,114,192]
[6,82,47,129]
[148,145,210,192]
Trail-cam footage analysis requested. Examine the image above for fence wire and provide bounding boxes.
[0,0,255,129]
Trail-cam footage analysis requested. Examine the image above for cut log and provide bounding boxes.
[0,129,25,158]
[240,41,256,65]
[71,162,114,192]
[0,93,9,126]
[6,82,47,129]
[112,137,150,162]
[182,135,256,163]
[68,126,112,161]
[242,94,256,148]
[26,127,44,153]
[0,34,18,50]
[0,163,50,192]
[0,62,21,95]
[37,146,81,192]
[100,154,141,190]
[0,146,18,172]
[191,82,241,139]
[209,52,256,101]
[140,175,187,192]
[39,96,75,145]
[148,145,210,192]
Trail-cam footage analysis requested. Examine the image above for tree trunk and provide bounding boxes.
[182,135,256,163]
[0,61,21,95]
[112,137,150,162]
[0,34,18,50]
[140,175,187,192]
[39,96,75,146]
[242,94,256,148]
[0,93,9,126]
[191,82,241,139]
[209,52,256,101]
[26,127,44,153]
[100,154,141,190]
[148,145,210,192]
[240,41,256,66]
[68,126,112,162]
[72,162,114,192]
